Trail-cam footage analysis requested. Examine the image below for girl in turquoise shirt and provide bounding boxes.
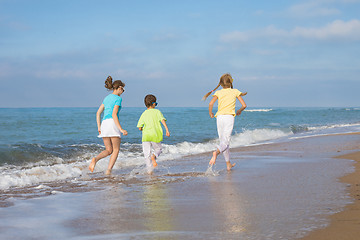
[89,76,128,175]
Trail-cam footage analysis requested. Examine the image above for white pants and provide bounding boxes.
[216,115,235,162]
[142,142,162,169]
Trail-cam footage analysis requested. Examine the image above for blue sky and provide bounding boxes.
[1,0,359,107]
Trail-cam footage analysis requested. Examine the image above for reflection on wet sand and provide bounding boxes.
[142,182,175,238]
[208,172,249,236]
[75,175,176,238]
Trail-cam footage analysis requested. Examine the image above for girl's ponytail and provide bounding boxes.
[104,76,113,90]
[202,83,221,101]
[202,73,234,100]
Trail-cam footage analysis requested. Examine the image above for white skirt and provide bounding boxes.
[98,119,121,138]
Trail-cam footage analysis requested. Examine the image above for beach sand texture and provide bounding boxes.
[301,150,360,240]
[0,132,359,239]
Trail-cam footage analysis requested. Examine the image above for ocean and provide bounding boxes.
[1,107,360,191]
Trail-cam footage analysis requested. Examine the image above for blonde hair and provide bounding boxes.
[104,76,125,90]
[202,73,234,100]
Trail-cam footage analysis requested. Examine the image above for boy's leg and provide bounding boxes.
[150,142,162,167]
[142,142,153,172]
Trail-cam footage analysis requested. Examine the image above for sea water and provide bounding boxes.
[0,107,360,190]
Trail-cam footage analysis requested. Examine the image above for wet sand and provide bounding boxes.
[232,132,360,240]
[301,150,360,240]
[0,132,359,239]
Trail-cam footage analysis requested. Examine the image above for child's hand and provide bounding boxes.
[236,110,242,116]
[166,130,170,137]
[121,129,128,136]
[209,112,215,118]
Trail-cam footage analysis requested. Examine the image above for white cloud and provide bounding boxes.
[288,1,340,17]
[33,69,89,79]
[220,19,360,44]
[292,19,360,40]
[220,31,250,43]
[287,0,360,17]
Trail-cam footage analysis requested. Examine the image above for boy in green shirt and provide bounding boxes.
[137,94,170,174]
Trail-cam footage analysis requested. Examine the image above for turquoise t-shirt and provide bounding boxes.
[137,109,166,143]
[102,94,122,121]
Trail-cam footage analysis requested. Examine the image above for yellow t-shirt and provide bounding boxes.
[213,88,242,117]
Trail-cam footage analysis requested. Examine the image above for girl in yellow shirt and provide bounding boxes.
[203,73,247,170]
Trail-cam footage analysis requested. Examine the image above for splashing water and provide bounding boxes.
[205,165,220,176]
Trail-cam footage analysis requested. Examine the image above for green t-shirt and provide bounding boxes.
[137,109,166,143]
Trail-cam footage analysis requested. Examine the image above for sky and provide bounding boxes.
[0,0,359,108]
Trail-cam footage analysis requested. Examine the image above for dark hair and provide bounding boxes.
[104,76,125,90]
[144,94,157,108]
[202,73,234,100]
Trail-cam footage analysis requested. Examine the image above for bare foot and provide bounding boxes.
[105,169,112,175]
[151,154,158,167]
[88,158,96,172]
[226,162,236,171]
[209,151,218,165]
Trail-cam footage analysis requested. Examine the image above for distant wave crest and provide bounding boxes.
[245,109,273,112]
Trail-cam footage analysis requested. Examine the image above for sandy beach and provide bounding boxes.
[301,150,360,240]
[0,132,359,239]
[232,132,360,240]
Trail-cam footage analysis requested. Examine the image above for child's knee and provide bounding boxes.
[112,148,120,154]
[154,149,162,158]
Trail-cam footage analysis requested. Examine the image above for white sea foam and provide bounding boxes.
[245,108,273,112]
[308,123,360,131]
[0,128,291,190]
[2,124,357,190]
[3,121,358,191]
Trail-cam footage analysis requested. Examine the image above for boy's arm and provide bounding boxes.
[137,114,144,131]
[161,119,170,137]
